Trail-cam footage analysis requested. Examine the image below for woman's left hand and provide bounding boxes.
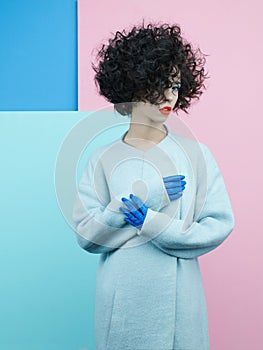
[119,194,148,230]
[163,175,186,201]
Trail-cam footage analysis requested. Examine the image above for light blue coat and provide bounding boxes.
[72,125,235,350]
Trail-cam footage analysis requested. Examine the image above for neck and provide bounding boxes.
[125,121,167,142]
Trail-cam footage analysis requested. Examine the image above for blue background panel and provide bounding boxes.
[0,0,77,111]
[0,112,102,350]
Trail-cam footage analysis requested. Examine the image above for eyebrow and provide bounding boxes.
[172,81,181,85]
[169,76,181,83]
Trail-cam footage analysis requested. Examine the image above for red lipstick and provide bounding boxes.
[159,106,172,115]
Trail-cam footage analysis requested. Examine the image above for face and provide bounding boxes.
[160,66,181,108]
[131,69,181,124]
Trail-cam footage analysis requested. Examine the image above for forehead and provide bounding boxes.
[170,67,181,82]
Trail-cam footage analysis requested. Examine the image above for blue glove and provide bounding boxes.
[119,193,148,230]
[163,175,186,201]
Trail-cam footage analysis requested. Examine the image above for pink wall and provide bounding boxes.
[78,0,263,348]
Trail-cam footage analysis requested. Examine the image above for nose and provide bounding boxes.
[165,89,176,102]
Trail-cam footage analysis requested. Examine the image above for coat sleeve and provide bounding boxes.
[72,150,137,254]
[137,144,235,259]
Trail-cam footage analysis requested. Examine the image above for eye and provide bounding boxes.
[171,83,181,93]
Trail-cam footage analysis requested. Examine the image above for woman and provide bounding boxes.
[72,21,235,350]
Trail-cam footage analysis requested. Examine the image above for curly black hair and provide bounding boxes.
[91,20,210,116]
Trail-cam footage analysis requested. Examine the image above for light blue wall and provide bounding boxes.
[0,0,77,111]
[0,112,129,350]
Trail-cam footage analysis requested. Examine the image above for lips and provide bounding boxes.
[159,106,172,115]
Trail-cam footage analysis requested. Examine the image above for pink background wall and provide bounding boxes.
[78,0,263,348]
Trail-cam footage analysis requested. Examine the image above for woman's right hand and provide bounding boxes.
[162,175,186,201]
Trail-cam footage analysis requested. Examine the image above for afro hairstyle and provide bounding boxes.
[91,20,210,116]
